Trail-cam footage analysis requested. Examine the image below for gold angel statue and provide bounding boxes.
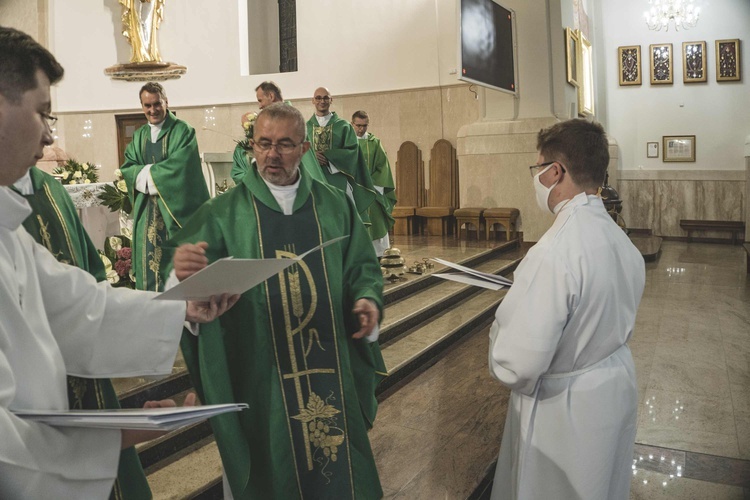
[119,0,165,63]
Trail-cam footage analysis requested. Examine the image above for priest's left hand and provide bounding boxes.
[186,293,240,323]
[352,298,379,339]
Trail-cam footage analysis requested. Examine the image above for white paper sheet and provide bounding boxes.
[13,403,249,431]
[431,257,513,288]
[432,273,506,290]
[155,236,348,301]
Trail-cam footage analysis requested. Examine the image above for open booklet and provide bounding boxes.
[431,257,514,291]
[155,236,348,301]
[13,403,248,431]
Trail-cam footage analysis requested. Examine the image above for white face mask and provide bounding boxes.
[533,164,557,214]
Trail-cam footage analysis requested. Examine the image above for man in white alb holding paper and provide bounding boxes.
[488,119,645,499]
[0,27,237,499]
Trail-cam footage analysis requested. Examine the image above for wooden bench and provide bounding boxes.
[454,207,485,240]
[485,208,520,241]
[679,219,745,245]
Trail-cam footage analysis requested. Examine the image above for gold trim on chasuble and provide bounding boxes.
[311,124,333,155]
[143,127,182,229]
[145,196,165,290]
[252,194,356,497]
[39,183,77,265]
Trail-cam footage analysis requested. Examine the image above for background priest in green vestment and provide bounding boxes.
[171,103,387,499]
[232,81,326,187]
[306,87,377,227]
[352,110,396,257]
[121,82,209,291]
[12,165,152,500]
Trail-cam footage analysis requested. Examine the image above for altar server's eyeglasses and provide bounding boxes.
[251,140,301,155]
[528,161,565,178]
[41,112,58,129]
[313,96,332,102]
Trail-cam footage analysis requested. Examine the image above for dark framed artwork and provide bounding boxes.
[618,45,641,86]
[683,41,707,83]
[716,39,741,82]
[647,142,659,158]
[663,135,696,162]
[565,27,580,87]
[650,43,673,85]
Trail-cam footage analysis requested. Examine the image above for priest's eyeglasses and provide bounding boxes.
[529,161,566,177]
[251,140,301,155]
[41,112,58,129]
[313,96,332,102]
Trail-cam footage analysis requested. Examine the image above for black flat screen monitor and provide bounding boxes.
[459,0,517,95]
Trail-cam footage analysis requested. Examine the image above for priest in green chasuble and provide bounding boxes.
[306,87,377,227]
[121,82,209,291]
[12,165,152,500]
[172,103,386,499]
[352,110,396,257]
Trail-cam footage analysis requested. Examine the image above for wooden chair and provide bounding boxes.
[392,141,424,235]
[416,140,458,236]
[484,208,520,241]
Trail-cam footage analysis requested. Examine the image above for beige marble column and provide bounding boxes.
[745,135,750,243]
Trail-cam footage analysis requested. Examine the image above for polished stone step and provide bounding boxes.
[142,246,523,499]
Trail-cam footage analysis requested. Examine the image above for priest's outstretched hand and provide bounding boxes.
[352,298,380,339]
[174,241,240,322]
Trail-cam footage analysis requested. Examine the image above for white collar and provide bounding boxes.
[13,170,34,196]
[315,113,333,126]
[0,185,33,230]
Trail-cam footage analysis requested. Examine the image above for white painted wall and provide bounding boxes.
[48,0,450,112]
[600,0,750,171]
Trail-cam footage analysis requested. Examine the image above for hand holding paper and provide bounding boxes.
[158,236,349,301]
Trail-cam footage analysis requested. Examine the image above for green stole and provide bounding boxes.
[121,111,209,291]
[174,167,385,499]
[15,167,152,500]
[358,134,396,240]
[305,112,376,226]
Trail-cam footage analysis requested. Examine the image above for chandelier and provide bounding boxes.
[644,0,700,31]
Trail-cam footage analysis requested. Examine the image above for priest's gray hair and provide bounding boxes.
[255,81,283,101]
[257,103,306,142]
[0,26,64,103]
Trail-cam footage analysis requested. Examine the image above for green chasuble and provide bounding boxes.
[231,144,326,186]
[358,133,396,240]
[172,165,387,500]
[13,166,152,500]
[306,112,377,226]
[121,111,209,291]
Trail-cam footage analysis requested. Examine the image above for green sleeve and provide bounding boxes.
[231,144,250,184]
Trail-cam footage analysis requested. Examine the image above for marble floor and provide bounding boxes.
[373,239,750,498]
[628,241,750,498]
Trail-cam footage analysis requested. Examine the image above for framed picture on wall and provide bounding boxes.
[663,135,696,162]
[565,28,580,87]
[650,43,673,84]
[716,39,741,82]
[618,45,642,86]
[683,41,707,83]
[647,142,659,158]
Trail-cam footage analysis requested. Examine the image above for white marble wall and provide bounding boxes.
[457,119,622,242]
[54,84,482,185]
[616,171,746,239]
